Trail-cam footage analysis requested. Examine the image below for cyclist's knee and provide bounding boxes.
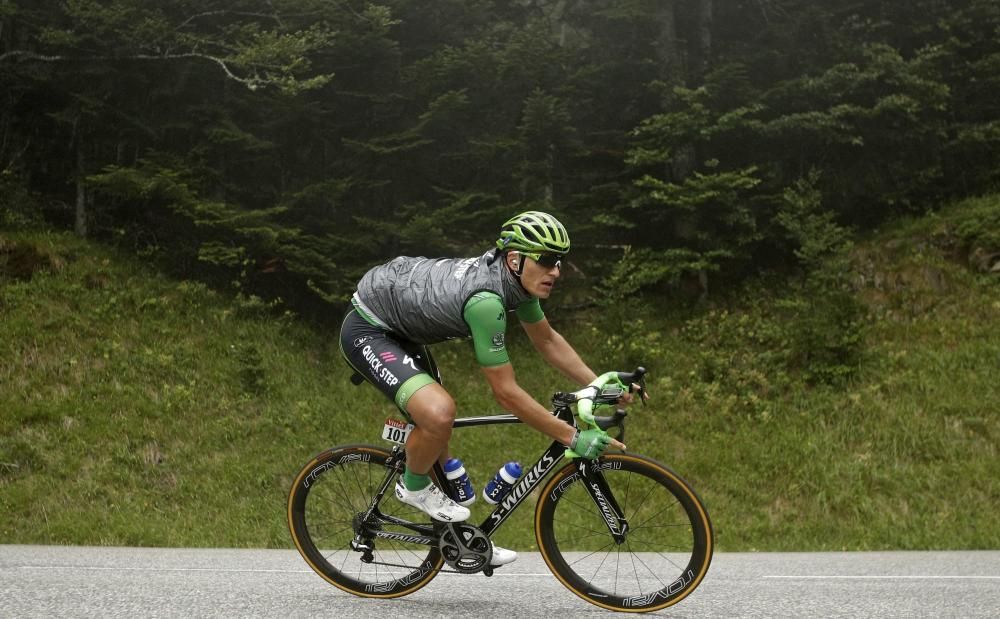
[407,389,455,437]
[421,401,456,437]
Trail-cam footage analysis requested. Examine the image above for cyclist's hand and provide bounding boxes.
[618,383,650,405]
[571,429,622,459]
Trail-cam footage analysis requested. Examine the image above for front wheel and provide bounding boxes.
[287,444,443,598]
[535,453,713,612]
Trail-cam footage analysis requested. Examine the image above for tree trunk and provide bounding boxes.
[1,107,9,166]
[544,144,554,205]
[695,0,713,78]
[551,0,568,46]
[75,144,87,237]
[654,0,682,87]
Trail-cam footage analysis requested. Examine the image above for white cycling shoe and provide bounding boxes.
[395,481,471,522]
[490,543,517,566]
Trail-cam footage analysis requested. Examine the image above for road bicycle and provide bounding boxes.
[287,367,713,613]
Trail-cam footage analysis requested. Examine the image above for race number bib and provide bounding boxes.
[382,418,414,445]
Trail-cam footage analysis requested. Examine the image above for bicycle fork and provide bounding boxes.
[576,458,630,544]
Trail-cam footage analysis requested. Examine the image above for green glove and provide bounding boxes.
[570,428,611,460]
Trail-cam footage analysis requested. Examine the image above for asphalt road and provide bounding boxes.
[2,546,998,618]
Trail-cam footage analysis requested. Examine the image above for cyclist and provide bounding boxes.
[339,210,626,566]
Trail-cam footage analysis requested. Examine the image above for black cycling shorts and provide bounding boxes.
[339,309,440,415]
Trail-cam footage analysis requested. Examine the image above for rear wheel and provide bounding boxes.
[535,453,713,612]
[287,444,443,598]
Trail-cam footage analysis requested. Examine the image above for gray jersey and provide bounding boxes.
[354,250,535,344]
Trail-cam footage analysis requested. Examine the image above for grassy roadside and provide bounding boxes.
[1,196,998,551]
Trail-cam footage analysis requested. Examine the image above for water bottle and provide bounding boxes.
[443,458,476,506]
[483,461,522,504]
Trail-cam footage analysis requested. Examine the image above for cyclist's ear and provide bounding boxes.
[505,251,519,271]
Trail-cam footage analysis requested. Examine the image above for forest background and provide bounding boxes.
[1,0,998,550]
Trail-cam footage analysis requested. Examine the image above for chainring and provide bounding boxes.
[438,523,492,573]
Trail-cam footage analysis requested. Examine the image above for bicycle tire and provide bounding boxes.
[535,453,713,612]
[287,444,444,598]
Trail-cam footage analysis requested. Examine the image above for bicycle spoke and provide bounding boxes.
[630,521,696,530]
[309,523,355,546]
[384,538,430,571]
[624,540,671,587]
[560,528,620,544]
[324,468,366,517]
[628,549,643,597]
[554,495,599,513]
[623,475,661,522]
[564,539,616,569]
[614,546,621,595]
[587,543,614,585]
[629,497,684,532]
[626,532,693,552]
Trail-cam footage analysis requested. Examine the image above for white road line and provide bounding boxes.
[14,566,997,580]
[14,566,313,573]
[13,566,554,577]
[438,572,553,577]
[764,575,1000,580]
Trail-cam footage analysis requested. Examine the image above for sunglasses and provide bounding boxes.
[520,252,564,269]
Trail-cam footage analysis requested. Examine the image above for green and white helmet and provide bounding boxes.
[496,210,571,255]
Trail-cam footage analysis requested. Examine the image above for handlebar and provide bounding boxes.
[554,367,646,458]
[553,367,646,412]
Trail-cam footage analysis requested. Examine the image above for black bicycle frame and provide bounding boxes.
[363,405,629,548]
[436,406,628,541]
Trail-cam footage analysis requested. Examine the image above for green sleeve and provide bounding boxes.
[515,297,544,323]
[463,292,510,367]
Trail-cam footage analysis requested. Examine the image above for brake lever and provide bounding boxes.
[593,409,628,443]
[633,366,648,405]
[637,377,647,406]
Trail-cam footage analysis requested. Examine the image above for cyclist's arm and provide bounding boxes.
[464,293,577,445]
[520,316,598,387]
[480,364,625,451]
[481,363,578,445]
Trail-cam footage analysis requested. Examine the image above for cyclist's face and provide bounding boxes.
[511,251,561,298]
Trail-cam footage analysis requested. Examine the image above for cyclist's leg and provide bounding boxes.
[339,310,467,519]
[404,342,442,385]
[395,341,453,465]
[339,309,437,413]
[401,382,455,476]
